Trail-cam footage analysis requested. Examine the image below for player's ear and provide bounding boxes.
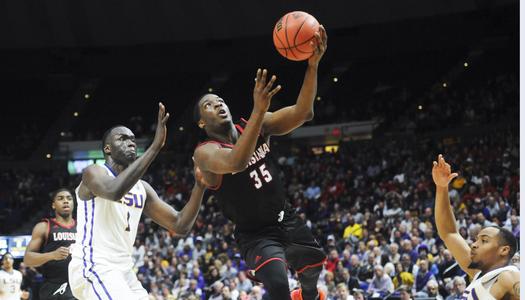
[198,119,205,129]
[499,245,510,257]
[103,144,111,155]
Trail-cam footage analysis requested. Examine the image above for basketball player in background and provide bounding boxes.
[24,188,76,299]
[0,252,27,300]
[432,154,519,300]
[68,103,207,300]
[193,27,327,300]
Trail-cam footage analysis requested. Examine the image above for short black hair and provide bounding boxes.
[193,94,208,125]
[101,125,127,153]
[51,188,72,203]
[1,252,13,264]
[488,226,518,261]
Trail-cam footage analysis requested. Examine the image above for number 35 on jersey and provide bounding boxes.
[249,163,273,189]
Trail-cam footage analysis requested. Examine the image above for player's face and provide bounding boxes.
[108,127,137,165]
[52,191,74,218]
[469,227,505,270]
[198,94,232,128]
[1,254,13,269]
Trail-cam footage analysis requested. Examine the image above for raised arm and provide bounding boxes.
[142,167,207,236]
[194,69,281,174]
[79,103,169,201]
[23,221,69,267]
[433,154,478,277]
[262,25,327,136]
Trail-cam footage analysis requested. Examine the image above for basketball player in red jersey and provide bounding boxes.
[193,27,327,300]
[24,188,77,300]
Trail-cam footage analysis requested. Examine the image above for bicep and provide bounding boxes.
[262,107,308,136]
[441,233,478,277]
[26,223,47,253]
[194,145,238,174]
[82,165,115,199]
[143,182,178,232]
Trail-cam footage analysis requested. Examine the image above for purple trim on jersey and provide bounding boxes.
[471,289,479,300]
[104,163,118,177]
[88,199,113,300]
[82,199,103,300]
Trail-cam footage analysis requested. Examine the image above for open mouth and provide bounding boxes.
[218,109,228,118]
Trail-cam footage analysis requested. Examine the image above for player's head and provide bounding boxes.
[193,94,232,133]
[468,226,517,270]
[1,252,14,270]
[101,125,137,166]
[51,188,74,218]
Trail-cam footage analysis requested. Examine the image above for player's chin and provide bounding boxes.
[124,153,137,162]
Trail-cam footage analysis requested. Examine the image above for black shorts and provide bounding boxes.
[39,281,76,300]
[236,215,326,277]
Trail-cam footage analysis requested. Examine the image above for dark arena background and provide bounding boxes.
[0,1,520,300]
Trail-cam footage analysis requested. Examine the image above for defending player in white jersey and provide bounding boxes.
[432,154,519,300]
[69,103,207,300]
[0,252,24,300]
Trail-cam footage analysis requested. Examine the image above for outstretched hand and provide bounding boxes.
[432,154,458,188]
[151,102,170,150]
[253,68,282,113]
[308,25,328,67]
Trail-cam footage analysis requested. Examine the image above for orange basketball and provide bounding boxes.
[273,11,320,61]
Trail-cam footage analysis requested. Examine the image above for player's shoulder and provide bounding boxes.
[499,267,520,280]
[193,141,224,160]
[80,163,106,179]
[195,141,223,151]
[139,179,152,189]
[492,267,520,296]
[33,220,49,233]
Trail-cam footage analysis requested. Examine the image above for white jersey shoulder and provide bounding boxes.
[0,269,22,300]
[463,265,519,300]
[72,164,147,269]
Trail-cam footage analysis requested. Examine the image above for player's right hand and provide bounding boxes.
[432,154,458,188]
[51,246,70,260]
[152,102,170,150]
[253,69,281,113]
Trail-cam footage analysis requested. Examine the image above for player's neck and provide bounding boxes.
[207,123,238,144]
[105,160,125,175]
[55,214,74,226]
[480,260,509,275]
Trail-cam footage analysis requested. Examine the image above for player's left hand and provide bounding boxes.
[308,25,327,67]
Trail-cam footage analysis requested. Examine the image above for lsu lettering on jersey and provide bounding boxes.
[462,265,519,300]
[71,164,146,270]
[0,269,22,300]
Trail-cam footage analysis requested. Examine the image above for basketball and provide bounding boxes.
[273,11,320,61]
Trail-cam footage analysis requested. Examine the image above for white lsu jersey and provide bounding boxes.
[462,265,519,300]
[71,164,146,270]
[0,269,22,300]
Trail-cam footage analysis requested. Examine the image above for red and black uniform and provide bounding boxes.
[38,218,76,300]
[197,119,326,299]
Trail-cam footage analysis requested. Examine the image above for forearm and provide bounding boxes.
[109,147,160,200]
[294,64,318,119]
[172,185,205,235]
[23,251,53,267]
[435,186,459,236]
[228,110,265,169]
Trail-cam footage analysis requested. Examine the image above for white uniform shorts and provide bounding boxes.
[68,258,148,300]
